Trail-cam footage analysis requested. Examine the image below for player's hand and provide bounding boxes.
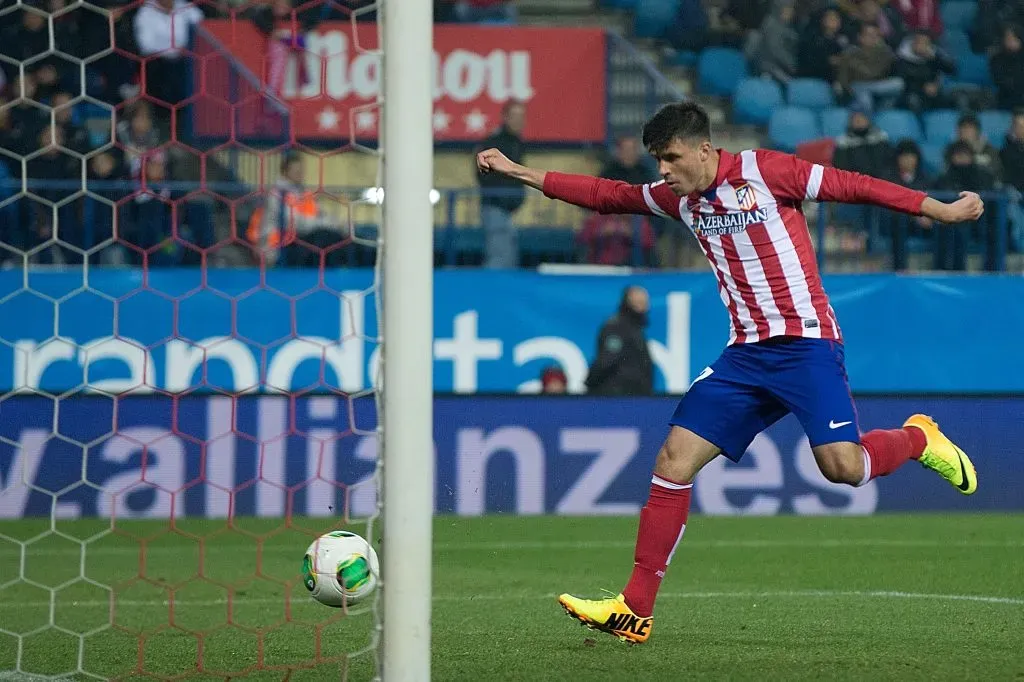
[476,148,518,176]
[942,191,985,224]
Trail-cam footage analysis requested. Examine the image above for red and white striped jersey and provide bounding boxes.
[543,148,928,345]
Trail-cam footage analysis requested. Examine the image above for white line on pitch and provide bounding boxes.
[2,538,1023,556]
[0,590,1021,609]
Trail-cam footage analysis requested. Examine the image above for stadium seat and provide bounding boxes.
[601,0,639,8]
[732,77,784,125]
[923,109,961,144]
[820,106,850,138]
[920,141,947,175]
[979,110,1013,148]
[633,0,678,39]
[667,50,699,67]
[940,1,978,31]
[956,52,993,86]
[697,47,748,96]
[941,29,971,59]
[768,107,822,152]
[787,78,835,110]
[874,109,924,144]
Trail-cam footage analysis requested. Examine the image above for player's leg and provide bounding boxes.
[558,351,788,643]
[770,339,976,493]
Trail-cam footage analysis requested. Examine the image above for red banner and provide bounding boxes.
[193,22,607,143]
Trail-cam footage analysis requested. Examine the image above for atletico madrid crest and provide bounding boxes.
[734,183,757,211]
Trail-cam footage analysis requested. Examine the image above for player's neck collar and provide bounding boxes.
[697,148,728,196]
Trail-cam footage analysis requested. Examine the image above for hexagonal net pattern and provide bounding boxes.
[0,1,386,679]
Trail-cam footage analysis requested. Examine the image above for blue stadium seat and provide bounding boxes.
[668,50,699,67]
[697,47,749,96]
[732,77,784,125]
[940,1,978,31]
[633,0,678,39]
[820,106,850,138]
[941,29,971,59]
[874,109,924,144]
[956,52,992,86]
[979,110,1012,148]
[601,0,639,8]
[920,141,947,175]
[787,78,835,110]
[768,107,822,152]
[923,109,961,144]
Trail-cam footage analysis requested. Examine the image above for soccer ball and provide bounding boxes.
[302,530,380,607]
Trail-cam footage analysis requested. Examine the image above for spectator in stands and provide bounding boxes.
[24,126,81,263]
[453,0,516,23]
[841,0,906,49]
[250,152,343,267]
[934,140,997,270]
[749,0,799,84]
[836,23,905,113]
[540,366,568,395]
[953,113,1003,181]
[887,139,933,270]
[1000,110,1024,250]
[117,102,162,179]
[896,31,954,112]
[475,100,526,269]
[891,0,942,38]
[86,151,131,263]
[991,25,1024,111]
[52,93,92,156]
[123,155,180,265]
[972,0,1024,54]
[833,105,894,178]
[133,0,204,117]
[577,212,656,267]
[797,8,849,82]
[599,136,654,186]
[720,0,772,41]
[585,286,654,397]
[1,77,49,161]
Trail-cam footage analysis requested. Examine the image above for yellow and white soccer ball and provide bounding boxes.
[302,530,380,607]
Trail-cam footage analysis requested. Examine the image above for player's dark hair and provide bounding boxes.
[641,102,711,153]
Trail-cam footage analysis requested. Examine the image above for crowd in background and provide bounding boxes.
[0,0,1019,271]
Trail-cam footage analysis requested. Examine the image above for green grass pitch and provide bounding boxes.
[1,514,1022,681]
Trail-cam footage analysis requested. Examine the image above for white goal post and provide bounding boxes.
[380,0,435,680]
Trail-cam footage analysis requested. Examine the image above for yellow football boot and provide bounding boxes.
[904,414,977,495]
[558,592,652,644]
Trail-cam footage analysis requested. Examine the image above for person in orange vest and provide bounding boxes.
[248,152,332,266]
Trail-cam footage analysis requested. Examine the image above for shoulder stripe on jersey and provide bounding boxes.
[805,164,824,200]
[642,183,671,219]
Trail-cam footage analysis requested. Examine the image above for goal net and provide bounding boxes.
[0,0,432,678]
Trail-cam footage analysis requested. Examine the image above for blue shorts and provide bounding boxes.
[670,338,860,462]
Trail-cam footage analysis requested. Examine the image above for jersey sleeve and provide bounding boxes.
[754,149,927,215]
[542,172,682,219]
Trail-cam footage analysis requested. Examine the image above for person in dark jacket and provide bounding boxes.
[991,24,1024,111]
[585,286,654,396]
[1000,110,1024,251]
[896,31,954,112]
[886,139,933,270]
[797,7,849,82]
[475,100,526,268]
[933,141,998,270]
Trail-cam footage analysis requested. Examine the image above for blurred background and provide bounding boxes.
[0,0,1021,518]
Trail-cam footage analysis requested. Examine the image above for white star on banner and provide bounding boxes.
[464,109,488,134]
[317,107,340,132]
[433,109,452,133]
[355,110,378,132]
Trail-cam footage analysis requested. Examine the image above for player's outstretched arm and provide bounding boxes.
[476,148,674,218]
[919,192,985,224]
[755,150,986,223]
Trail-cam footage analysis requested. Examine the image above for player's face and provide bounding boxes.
[650,138,712,196]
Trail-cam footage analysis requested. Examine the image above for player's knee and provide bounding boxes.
[655,427,719,483]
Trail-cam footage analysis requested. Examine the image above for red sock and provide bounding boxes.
[859,427,927,483]
[621,475,692,617]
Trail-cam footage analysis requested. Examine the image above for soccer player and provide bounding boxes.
[476,102,981,645]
